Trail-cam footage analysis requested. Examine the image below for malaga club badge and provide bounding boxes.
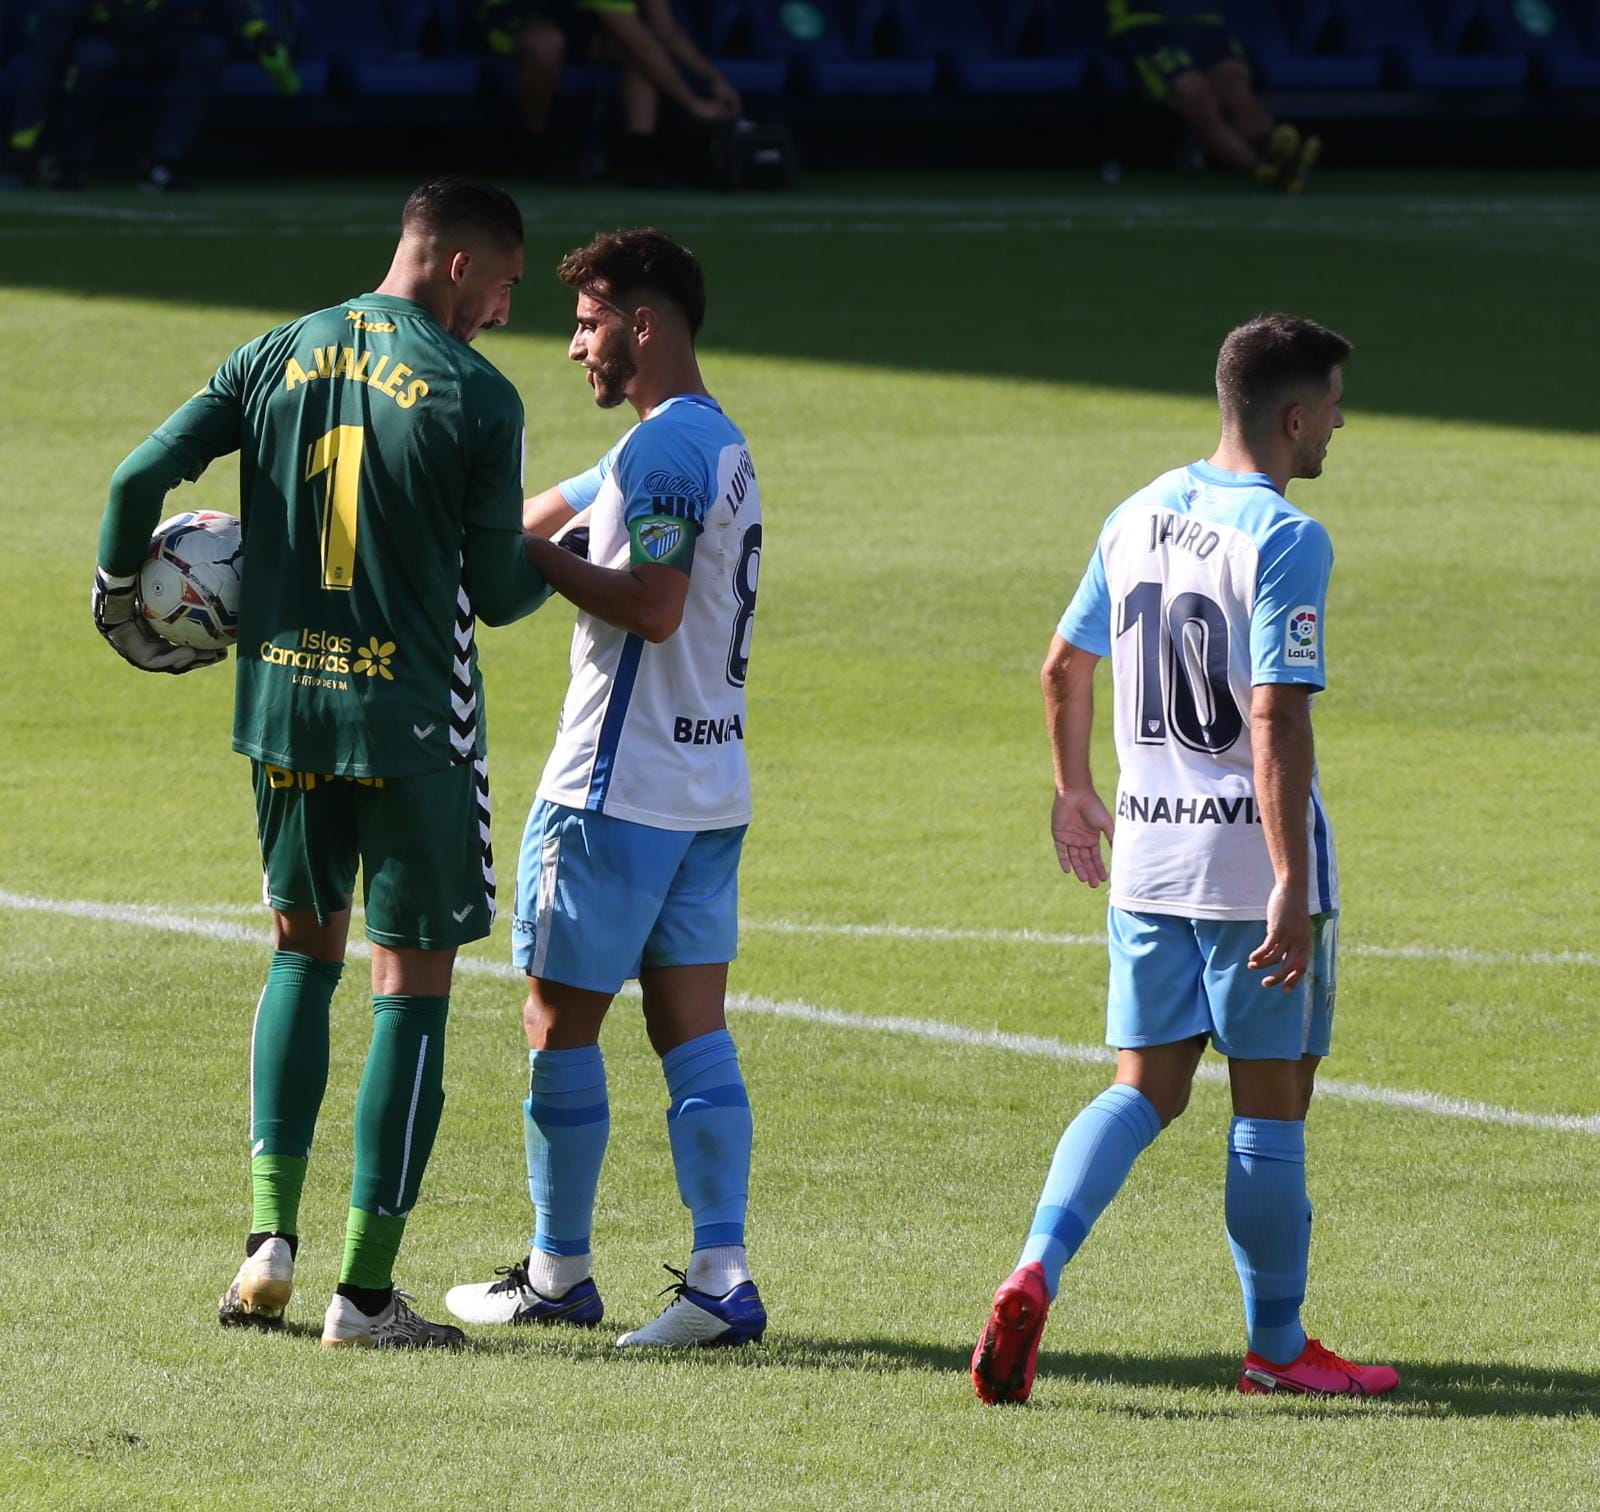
[638,519,684,561]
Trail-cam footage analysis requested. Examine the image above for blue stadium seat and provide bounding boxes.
[1478,0,1600,90]
[1220,0,1380,91]
[1336,0,1529,89]
[676,0,790,96]
[1025,0,1131,94]
[903,0,1085,96]
[303,0,482,98]
[1278,0,1341,51]
[756,0,936,97]
[218,56,332,99]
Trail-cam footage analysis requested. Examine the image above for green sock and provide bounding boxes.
[349,994,450,1218]
[250,1153,308,1236]
[340,1207,408,1289]
[250,950,342,1160]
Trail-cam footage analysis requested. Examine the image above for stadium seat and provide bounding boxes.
[755,0,936,97]
[1278,0,1340,52]
[675,0,790,96]
[1023,0,1131,94]
[1477,0,1600,90]
[1336,0,1529,90]
[902,0,1085,96]
[1219,0,1381,91]
[303,0,481,99]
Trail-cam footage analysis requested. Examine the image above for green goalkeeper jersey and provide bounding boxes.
[144,293,531,777]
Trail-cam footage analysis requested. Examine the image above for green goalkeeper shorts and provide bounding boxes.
[251,758,495,950]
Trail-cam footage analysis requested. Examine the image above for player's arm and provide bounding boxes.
[463,526,552,626]
[522,434,700,637]
[1245,514,1333,990]
[1247,685,1315,990]
[1047,534,1116,886]
[92,374,245,674]
[593,6,731,120]
[463,395,553,626]
[1043,633,1113,886]
[524,486,578,537]
[522,533,689,643]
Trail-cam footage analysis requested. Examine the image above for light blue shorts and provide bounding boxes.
[1106,906,1338,1061]
[511,798,746,993]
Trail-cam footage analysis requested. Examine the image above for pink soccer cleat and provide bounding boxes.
[1239,1337,1399,1397]
[971,1262,1051,1404]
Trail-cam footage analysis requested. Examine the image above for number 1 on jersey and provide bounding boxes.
[305,424,364,591]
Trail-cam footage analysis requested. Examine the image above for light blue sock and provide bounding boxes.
[1019,1084,1162,1298]
[524,1045,609,1257]
[662,1028,752,1251]
[1226,1116,1310,1365]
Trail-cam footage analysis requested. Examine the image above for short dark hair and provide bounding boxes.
[401,175,524,252]
[557,227,707,338]
[1215,314,1352,431]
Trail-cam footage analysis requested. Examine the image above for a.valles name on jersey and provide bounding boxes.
[281,346,428,409]
[1117,791,1263,825]
[674,714,745,746]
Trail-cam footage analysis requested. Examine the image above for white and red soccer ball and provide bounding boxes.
[138,510,242,651]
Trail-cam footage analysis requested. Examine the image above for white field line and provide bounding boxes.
[739,917,1600,971]
[174,901,1600,971]
[2,888,1596,1136]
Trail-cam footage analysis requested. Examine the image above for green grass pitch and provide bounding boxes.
[1,170,1597,1510]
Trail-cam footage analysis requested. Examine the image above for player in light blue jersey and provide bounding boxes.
[973,314,1398,1403]
[447,228,766,1349]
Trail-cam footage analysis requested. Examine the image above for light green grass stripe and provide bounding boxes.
[55,897,1600,971]
[6,888,1597,1137]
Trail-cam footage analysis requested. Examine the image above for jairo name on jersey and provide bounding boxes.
[673,714,745,746]
[1149,512,1221,559]
[282,348,429,410]
[1117,792,1262,825]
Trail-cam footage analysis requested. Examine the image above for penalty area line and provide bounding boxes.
[2,888,1596,1137]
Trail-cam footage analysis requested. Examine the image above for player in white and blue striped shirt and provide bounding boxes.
[447,228,765,1350]
[974,314,1398,1403]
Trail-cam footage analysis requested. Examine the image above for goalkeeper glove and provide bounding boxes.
[91,566,225,675]
[558,526,590,560]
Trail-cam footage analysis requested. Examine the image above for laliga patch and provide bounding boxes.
[1285,605,1320,664]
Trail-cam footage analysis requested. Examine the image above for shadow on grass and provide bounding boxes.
[249,1311,1597,1418]
[744,1334,1600,1420]
[1,173,1596,436]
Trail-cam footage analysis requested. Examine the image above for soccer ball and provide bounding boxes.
[138,510,243,651]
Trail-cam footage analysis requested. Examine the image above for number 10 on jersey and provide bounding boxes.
[305,424,364,591]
